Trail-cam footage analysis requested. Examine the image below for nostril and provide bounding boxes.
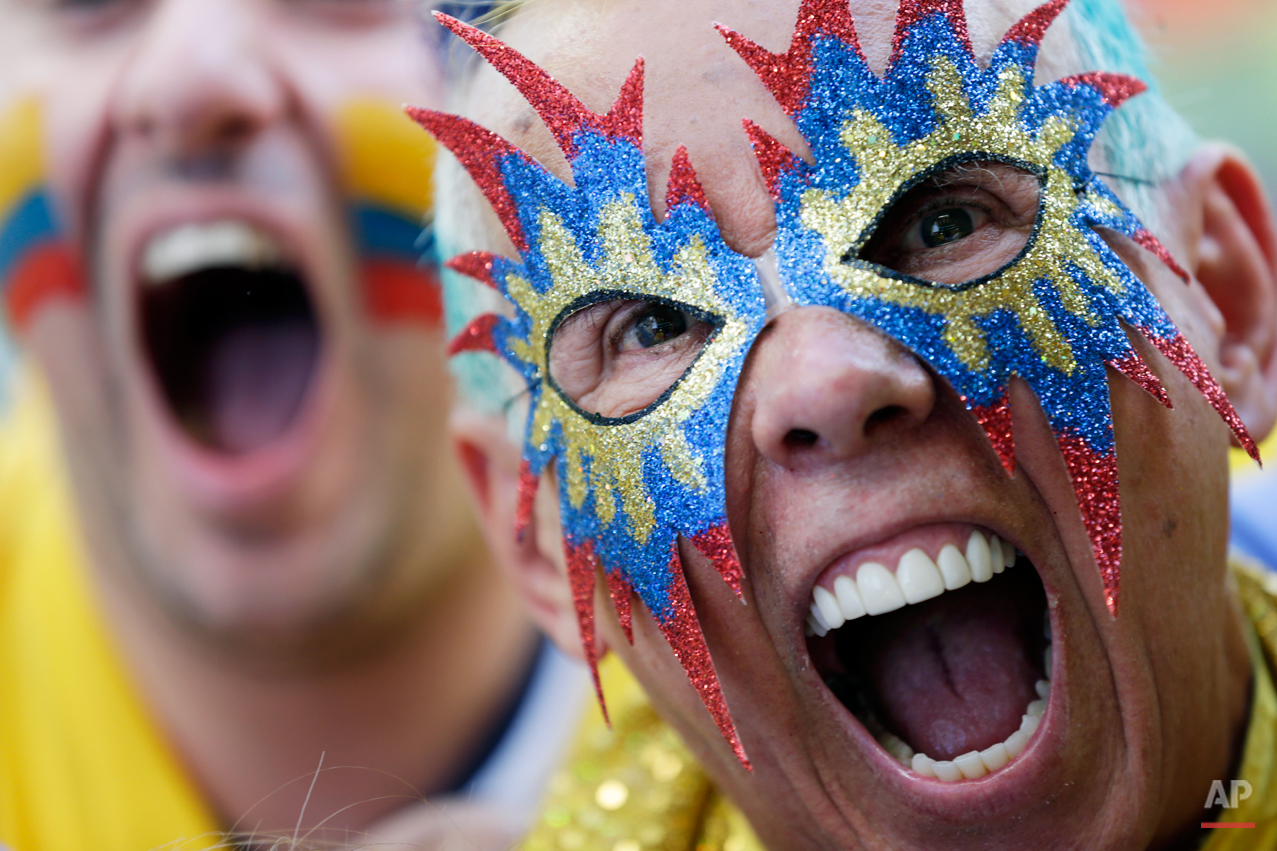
[784,428,820,450]
[210,115,258,149]
[865,404,909,435]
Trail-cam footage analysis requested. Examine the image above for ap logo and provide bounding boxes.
[1206,780,1253,810]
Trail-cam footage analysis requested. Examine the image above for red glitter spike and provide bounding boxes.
[565,539,609,723]
[968,393,1016,475]
[514,460,538,542]
[1060,72,1147,108]
[447,313,500,356]
[717,0,861,117]
[608,60,646,148]
[606,571,635,644]
[665,146,711,214]
[1000,0,1070,50]
[1146,331,1261,464]
[434,13,643,159]
[743,120,804,200]
[656,545,750,767]
[1108,352,1173,409]
[691,523,745,598]
[1131,228,1191,283]
[891,0,972,66]
[407,106,528,251]
[446,251,503,290]
[1056,434,1122,614]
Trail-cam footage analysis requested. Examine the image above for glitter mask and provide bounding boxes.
[410,15,765,761]
[413,0,1259,764]
[720,0,1257,616]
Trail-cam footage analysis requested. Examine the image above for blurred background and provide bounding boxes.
[1135,0,1276,200]
[1127,0,1277,469]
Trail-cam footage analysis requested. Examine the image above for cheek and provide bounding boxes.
[26,304,117,458]
[1109,341,1230,611]
[39,50,128,244]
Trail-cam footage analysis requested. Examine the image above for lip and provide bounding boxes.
[792,508,1068,810]
[119,189,339,518]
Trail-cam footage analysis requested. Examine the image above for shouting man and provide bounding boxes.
[427,0,1277,847]
[0,1,584,848]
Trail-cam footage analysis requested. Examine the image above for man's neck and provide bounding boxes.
[94,554,539,843]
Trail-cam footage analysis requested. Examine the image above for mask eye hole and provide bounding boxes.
[856,158,1045,287]
[547,293,720,423]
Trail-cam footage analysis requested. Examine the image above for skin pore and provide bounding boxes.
[3,0,537,840]
[454,0,1277,848]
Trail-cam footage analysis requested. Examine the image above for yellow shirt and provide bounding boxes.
[524,562,1277,851]
[0,373,220,851]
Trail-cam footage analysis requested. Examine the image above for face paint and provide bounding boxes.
[338,99,442,326]
[0,99,84,333]
[411,0,1258,764]
[719,0,1258,613]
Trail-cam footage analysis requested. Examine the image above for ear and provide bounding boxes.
[1174,144,1277,442]
[450,406,604,663]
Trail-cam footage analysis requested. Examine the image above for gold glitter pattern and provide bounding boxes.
[801,60,1129,375]
[520,657,763,851]
[507,197,754,545]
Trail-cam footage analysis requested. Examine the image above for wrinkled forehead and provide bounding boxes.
[467,0,1085,257]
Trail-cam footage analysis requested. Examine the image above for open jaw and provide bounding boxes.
[806,528,1052,783]
[138,220,324,456]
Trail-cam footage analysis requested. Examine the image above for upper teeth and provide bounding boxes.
[141,220,287,285]
[806,529,1017,636]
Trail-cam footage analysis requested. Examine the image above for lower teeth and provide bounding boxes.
[906,695,1043,781]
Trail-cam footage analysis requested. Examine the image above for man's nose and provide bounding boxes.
[747,307,936,469]
[113,0,285,159]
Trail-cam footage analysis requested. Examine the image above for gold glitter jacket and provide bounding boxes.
[521,561,1277,851]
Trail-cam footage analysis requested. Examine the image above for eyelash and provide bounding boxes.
[910,193,994,229]
[606,302,663,353]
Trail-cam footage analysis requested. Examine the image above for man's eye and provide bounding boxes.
[855,159,1042,286]
[920,208,976,248]
[626,305,690,350]
[548,297,716,420]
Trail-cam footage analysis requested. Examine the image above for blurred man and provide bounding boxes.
[0,1,583,849]
[431,0,1277,847]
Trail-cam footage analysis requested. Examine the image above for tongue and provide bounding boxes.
[143,266,321,455]
[844,570,1044,761]
[204,319,318,453]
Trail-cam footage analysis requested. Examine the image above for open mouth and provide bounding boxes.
[807,528,1051,783]
[138,220,323,455]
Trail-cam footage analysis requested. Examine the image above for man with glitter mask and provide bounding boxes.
[0,2,588,849]
[424,0,1277,847]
